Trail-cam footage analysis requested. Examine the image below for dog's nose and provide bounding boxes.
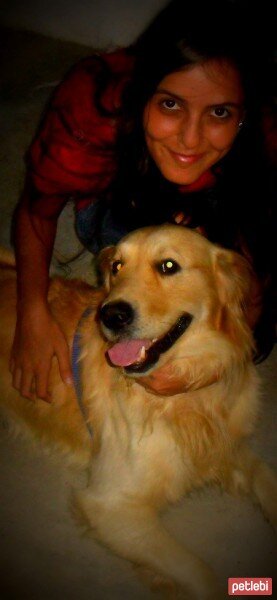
[100,301,134,332]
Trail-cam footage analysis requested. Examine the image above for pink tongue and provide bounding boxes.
[107,339,152,367]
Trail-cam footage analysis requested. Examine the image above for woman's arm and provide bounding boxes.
[10,50,133,400]
[10,191,73,401]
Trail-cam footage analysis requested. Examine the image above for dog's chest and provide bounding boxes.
[90,395,194,503]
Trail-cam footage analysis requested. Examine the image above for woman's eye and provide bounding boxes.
[160,98,180,111]
[157,259,181,275]
[211,106,230,119]
[111,260,123,275]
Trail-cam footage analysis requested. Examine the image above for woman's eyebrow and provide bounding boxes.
[155,88,243,108]
[155,88,185,102]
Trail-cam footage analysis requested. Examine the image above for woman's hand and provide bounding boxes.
[10,188,73,401]
[135,361,187,396]
[10,303,73,401]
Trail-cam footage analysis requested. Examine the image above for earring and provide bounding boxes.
[238,120,244,128]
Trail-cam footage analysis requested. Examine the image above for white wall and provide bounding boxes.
[0,0,168,48]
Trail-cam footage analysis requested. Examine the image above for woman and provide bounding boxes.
[10,0,276,400]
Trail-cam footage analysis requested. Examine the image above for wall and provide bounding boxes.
[0,0,168,48]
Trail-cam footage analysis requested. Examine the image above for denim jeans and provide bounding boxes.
[75,200,129,254]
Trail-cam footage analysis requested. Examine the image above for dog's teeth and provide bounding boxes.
[139,346,146,361]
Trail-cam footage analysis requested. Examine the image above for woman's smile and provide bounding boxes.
[166,148,204,165]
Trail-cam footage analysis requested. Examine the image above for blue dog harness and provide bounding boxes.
[71,307,94,439]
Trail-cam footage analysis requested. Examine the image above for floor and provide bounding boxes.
[0,27,276,599]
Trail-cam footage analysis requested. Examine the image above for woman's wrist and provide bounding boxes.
[16,295,50,318]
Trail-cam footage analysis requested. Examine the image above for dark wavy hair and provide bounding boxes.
[96,0,275,272]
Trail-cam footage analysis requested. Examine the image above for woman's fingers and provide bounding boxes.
[20,368,36,400]
[12,365,34,400]
[12,366,22,393]
[11,360,40,400]
[137,361,188,396]
[34,362,52,402]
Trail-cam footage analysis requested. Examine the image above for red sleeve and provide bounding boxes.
[26,50,133,218]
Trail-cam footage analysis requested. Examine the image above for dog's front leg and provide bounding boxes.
[74,490,222,599]
[223,445,277,531]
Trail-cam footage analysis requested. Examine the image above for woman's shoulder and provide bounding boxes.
[52,47,135,114]
[69,47,135,76]
[43,47,134,149]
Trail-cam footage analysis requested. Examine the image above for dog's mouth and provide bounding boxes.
[106,313,193,374]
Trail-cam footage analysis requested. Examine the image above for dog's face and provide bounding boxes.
[98,225,260,376]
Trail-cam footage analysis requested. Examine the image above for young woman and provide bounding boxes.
[10,0,276,400]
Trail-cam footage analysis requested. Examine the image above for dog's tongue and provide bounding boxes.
[107,339,152,367]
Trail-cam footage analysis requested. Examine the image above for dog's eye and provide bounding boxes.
[157,259,181,275]
[111,260,123,275]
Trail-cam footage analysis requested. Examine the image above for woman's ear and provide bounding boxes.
[95,246,116,290]
[212,247,262,331]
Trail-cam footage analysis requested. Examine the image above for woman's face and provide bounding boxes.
[143,59,245,185]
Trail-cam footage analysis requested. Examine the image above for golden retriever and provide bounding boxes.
[0,225,276,600]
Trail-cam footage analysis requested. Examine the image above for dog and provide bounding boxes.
[0,224,276,599]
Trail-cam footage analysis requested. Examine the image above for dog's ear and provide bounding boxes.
[95,246,116,289]
[212,247,262,335]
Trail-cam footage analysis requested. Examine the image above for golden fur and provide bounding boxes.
[0,225,276,599]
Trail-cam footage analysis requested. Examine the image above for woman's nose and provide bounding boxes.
[178,114,202,149]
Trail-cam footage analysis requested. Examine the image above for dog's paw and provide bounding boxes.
[134,564,223,600]
[134,565,186,598]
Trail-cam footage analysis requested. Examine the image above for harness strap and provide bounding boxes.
[71,307,94,439]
